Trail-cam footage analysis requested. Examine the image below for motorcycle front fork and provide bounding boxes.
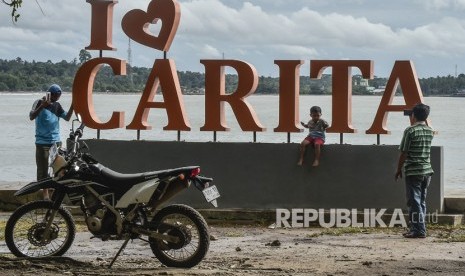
[41,189,67,242]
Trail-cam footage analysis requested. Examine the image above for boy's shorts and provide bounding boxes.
[305,136,325,145]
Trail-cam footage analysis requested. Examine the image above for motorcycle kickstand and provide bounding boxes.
[109,237,130,268]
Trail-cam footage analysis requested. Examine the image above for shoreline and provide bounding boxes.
[2,91,464,97]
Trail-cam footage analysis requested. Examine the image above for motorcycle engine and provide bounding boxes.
[81,193,116,235]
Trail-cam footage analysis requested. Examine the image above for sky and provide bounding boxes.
[1,0,465,78]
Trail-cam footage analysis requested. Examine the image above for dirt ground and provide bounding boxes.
[1,224,465,276]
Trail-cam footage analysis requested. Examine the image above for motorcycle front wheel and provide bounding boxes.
[149,204,210,268]
[5,200,76,257]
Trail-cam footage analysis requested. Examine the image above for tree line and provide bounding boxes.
[1,57,465,96]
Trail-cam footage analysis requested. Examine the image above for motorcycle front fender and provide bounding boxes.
[15,178,62,197]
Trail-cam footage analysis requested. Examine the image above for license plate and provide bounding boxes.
[202,185,220,202]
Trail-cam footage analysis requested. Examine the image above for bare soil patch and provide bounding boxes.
[1,225,465,275]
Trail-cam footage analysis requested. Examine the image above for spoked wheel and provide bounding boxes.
[5,200,76,257]
[149,204,210,268]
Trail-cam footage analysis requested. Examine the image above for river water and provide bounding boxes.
[1,92,463,195]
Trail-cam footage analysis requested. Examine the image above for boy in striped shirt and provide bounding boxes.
[395,103,434,238]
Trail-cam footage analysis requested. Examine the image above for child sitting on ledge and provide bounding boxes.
[297,106,329,167]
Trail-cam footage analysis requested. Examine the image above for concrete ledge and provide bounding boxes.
[83,140,444,212]
[444,197,465,213]
[0,190,41,211]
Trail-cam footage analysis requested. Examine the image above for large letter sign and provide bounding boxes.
[86,0,117,51]
[366,61,425,134]
[121,0,180,51]
[73,0,431,139]
[310,60,374,134]
[126,59,191,131]
[200,60,265,132]
[73,58,126,129]
[274,60,305,133]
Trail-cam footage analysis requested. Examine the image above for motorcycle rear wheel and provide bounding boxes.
[149,204,210,268]
[5,200,76,257]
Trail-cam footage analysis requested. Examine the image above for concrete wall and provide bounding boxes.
[83,140,444,212]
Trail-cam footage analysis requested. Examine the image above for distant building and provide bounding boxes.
[372,85,386,94]
[366,86,375,93]
[353,75,369,87]
[453,89,465,97]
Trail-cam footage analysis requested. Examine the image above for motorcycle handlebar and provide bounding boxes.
[75,129,83,139]
[69,122,86,155]
[74,123,85,139]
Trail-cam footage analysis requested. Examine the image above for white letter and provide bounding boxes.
[292,208,304,228]
[371,208,387,227]
[430,210,439,224]
[351,208,363,227]
[364,208,370,226]
[389,208,407,227]
[336,209,351,227]
[276,209,291,228]
[319,209,336,228]
[304,209,318,227]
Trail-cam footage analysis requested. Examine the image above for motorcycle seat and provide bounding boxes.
[93,164,199,189]
[99,166,153,187]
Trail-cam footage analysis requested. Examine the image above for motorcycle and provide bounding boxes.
[4,115,220,268]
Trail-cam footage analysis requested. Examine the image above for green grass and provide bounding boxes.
[3,219,465,243]
[0,220,5,240]
[305,225,465,243]
[306,227,392,237]
[429,224,465,242]
[0,220,88,241]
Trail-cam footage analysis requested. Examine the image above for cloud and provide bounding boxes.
[1,0,465,77]
[179,0,395,48]
[179,1,398,50]
[270,45,318,58]
[287,8,397,48]
[200,44,222,57]
[416,0,465,10]
[0,27,41,42]
[397,17,465,56]
[178,0,465,58]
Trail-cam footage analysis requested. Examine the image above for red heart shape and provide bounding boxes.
[122,0,180,52]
